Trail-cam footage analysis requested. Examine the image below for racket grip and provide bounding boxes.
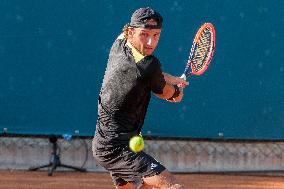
[178,74,187,88]
[180,74,187,81]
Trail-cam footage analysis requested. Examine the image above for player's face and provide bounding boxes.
[128,27,161,56]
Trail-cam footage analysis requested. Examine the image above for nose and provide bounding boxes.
[147,37,152,45]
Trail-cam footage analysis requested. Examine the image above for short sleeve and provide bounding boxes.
[136,56,166,94]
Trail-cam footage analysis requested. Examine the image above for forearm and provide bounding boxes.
[155,73,186,102]
[155,83,176,99]
[162,72,177,84]
[155,83,183,102]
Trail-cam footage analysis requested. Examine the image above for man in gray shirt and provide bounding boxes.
[93,7,188,189]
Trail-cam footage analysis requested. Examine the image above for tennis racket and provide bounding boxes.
[180,23,216,81]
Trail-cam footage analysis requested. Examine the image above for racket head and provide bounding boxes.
[185,23,216,77]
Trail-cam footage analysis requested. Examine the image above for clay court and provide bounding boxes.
[1,170,284,189]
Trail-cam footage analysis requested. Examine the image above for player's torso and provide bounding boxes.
[100,38,151,113]
[96,38,152,144]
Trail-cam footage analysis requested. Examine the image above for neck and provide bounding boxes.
[126,40,145,63]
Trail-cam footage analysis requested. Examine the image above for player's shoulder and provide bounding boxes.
[109,35,128,57]
[139,55,161,67]
[141,55,159,62]
[112,37,126,49]
[136,55,162,77]
[114,33,127,46]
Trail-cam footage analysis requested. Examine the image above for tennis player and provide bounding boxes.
[93,7,188,189]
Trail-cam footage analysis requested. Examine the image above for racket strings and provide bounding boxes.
[191,28,213,72]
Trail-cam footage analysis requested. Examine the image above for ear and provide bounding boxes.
[127,28,135,38]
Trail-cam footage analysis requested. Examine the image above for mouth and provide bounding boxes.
[142,46,155,55]
[145,47,154,51]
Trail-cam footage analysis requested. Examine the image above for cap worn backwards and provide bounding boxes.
[129,7,163,29]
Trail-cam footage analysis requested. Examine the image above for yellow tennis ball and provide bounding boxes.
[129,135,144,153]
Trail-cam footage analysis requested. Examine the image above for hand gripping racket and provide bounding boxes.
[180,23,216,81]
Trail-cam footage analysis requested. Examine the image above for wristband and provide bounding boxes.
[167,85,180,100]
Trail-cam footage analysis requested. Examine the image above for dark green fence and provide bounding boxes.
[0,0,283,139]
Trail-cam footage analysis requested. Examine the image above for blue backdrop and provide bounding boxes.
[0,0,283,139]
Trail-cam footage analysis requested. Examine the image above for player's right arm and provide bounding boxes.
[162,72,188,86]
[147,57,186,102]
[154,83,184,102]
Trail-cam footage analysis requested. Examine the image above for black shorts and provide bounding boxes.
[92,140,166,186]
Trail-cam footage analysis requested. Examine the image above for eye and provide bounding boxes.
[141,32,148,37]
[154,33,160,38]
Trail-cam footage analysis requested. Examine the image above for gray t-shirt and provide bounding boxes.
[94,37,166,147]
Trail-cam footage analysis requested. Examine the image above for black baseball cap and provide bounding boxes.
[129,7,163,29]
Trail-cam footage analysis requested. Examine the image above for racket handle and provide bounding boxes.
[180,74,187,81]
[178,74,187,88]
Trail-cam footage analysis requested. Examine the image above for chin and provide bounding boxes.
[144,50,154,56]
